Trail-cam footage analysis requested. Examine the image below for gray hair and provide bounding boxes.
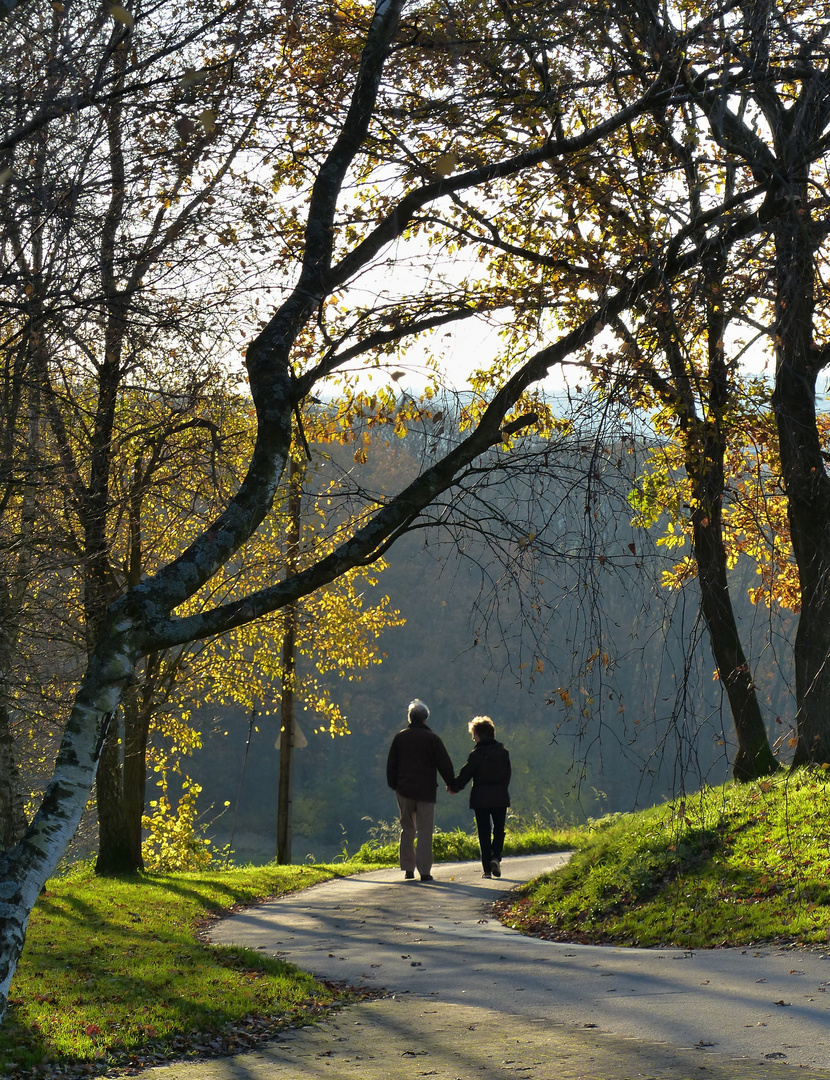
[408,699,430,724]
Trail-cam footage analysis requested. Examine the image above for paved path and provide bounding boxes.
[148,854,830,1079]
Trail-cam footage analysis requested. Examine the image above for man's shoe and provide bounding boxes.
[491,860,501,878]
[482,872,492,878]
[420,874,434,882]
[404,870,415,879]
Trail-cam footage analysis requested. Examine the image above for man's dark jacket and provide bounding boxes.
[451,736,511,809]
[386,722,454,802]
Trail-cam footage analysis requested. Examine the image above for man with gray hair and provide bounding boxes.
[386,699,455,882]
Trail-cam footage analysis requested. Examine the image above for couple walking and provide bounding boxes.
[386,699,511,882]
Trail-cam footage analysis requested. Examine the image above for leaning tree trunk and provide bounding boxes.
[0,613,139,1018]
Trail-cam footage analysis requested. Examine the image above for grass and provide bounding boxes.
[350,816,581,864]
[0,859,386,1076]
[498,769,830,949]
[11,780,830,1077]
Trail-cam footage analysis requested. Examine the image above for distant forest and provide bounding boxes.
[184,427,796,863]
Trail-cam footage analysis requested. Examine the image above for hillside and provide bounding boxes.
[497,769,830,949]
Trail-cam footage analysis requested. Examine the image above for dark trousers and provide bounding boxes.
[474,806,506,872]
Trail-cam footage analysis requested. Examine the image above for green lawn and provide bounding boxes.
[1,861,383,1074]
[498,769,830,949]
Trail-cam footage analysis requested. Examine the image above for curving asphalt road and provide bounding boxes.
[147,853,830,1079]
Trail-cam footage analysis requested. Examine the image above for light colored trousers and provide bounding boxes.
[395,793,435,876]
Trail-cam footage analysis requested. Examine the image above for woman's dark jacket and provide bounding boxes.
[450,736,511,809]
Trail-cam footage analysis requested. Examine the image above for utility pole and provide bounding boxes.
[276,454,301,864]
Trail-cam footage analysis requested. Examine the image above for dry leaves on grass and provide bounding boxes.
[4,983,384,1080]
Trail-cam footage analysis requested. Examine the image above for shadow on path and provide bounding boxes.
[144,997,822,1080]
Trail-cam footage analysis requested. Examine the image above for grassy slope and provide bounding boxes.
[500,770,830,949]
[1,861,383,1074]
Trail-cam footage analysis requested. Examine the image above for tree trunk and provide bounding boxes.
[276,647,295,866]
[122,695,149,872]
[772,200,830,765]
[653,259,777,779]
[276,456,301,865]
[94,683,153,875]
[0,611,139,1018]
[95,713,139,876]
[0,696,26,849]
[0,380,42,847]
[690,256,777,781]
[692,498,778,779]
[0,615,27,849]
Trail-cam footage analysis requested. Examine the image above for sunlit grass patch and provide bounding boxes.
[0,860,377,1073]
[351,816,580,864]
[499,769,830,949]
